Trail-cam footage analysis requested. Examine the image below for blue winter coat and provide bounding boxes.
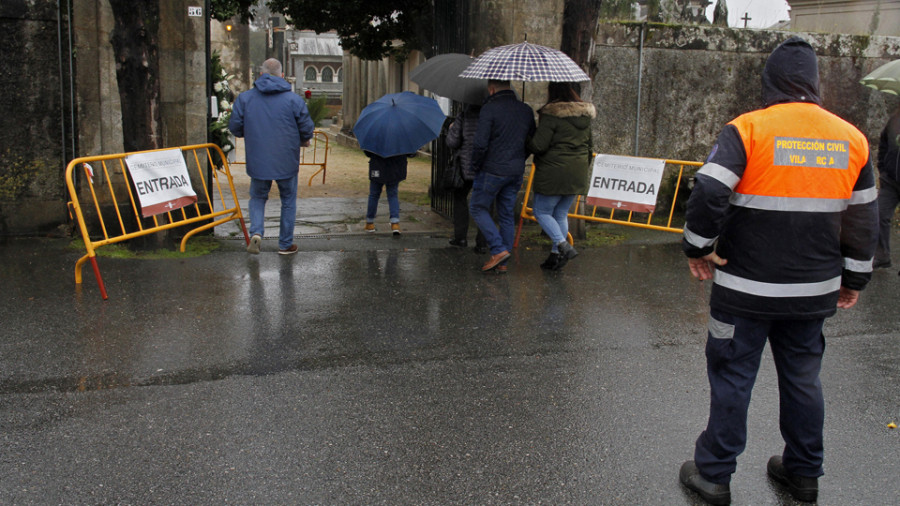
[470,89,536,176]
[228,74,315,180]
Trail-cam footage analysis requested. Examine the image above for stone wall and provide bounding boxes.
[468,0,566,109]
[69,0,208,217]
[75,0,208,158]
[0,1,71,235]
[592,23,900,162]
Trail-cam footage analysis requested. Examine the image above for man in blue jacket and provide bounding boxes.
[229,58,315,255]
[469,80,536,272]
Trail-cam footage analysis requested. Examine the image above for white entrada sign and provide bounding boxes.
[124,149,198,218]
[586,154,666,213]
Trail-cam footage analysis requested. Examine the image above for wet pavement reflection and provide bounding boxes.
[0,236,897,504]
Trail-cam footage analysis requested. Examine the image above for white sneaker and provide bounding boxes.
[247,234,261,254]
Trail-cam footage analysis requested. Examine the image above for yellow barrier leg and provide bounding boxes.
[75,254,88,284]
[307,165,326,186]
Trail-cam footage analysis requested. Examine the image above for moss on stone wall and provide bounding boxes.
[0,149,51,202]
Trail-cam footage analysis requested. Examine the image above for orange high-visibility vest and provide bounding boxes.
[729,102,869,200]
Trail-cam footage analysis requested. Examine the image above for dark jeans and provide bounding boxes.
[876,175,900,266]
[451,180,486,247]
[694,309,826,484]
[469,171,522,255]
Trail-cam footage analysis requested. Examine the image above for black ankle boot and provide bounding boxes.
[557,240,578,260]
[540,252,560,270]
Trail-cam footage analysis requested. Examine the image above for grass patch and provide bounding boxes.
[399,189,431,207]
[69,236,221,259]
[517,221,627,249]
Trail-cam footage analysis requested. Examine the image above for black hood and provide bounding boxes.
[762,36,821,106]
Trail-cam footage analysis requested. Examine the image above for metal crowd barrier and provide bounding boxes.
[65,143,249,300]
[514,157,702,247]
[230,130,330,187]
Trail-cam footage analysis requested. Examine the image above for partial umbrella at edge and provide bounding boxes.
[860,59,900,96]
[409,53,489,105]
[352,91,446,158]
[458,41,589,83]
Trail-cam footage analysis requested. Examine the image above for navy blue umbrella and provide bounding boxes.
[353,91,446,157]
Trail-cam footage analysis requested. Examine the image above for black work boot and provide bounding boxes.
[767,456,818,502]
[679,460,731,505]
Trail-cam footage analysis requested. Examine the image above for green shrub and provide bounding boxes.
[306,94,329,126]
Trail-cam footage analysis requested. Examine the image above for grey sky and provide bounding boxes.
[706,0,791,29]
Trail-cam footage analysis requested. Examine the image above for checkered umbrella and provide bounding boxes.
[458,42,589,82]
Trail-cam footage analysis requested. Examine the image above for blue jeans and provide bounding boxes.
[469,172,522,254]
[366,181,400,223]
[249,175,297,250]
[694,310,826,484]
[532,193,576,253]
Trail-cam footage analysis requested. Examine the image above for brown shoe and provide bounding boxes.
[278,244,299,255]
[482,250,510,272]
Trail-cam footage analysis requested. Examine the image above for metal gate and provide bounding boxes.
[429,0,470,219]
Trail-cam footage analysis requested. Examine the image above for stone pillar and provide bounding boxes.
[0,0,71,235]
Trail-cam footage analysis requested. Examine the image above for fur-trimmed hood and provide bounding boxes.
[539,100,596,118]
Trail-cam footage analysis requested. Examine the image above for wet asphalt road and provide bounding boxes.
[0,232,898,505]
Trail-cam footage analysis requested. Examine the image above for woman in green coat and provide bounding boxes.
[526,82,595,270]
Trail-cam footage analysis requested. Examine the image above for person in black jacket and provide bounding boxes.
[679,37,877,505]
[364,151,411,235]
[874,106,900,268]
[445,105,487,251]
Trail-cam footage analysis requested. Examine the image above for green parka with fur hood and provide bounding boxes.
[526,100,596,195]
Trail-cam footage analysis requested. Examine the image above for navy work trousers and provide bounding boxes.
[694,309,826,484]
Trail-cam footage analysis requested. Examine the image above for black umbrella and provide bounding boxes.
[410,53,489,105]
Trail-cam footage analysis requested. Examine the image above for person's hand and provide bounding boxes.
[688,252,727,281]
[836,286,859,309]
[301,140,311,148]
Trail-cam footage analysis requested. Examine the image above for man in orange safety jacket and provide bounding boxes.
[678,37,878,506]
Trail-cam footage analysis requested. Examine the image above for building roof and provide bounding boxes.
[289,30,342,57]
